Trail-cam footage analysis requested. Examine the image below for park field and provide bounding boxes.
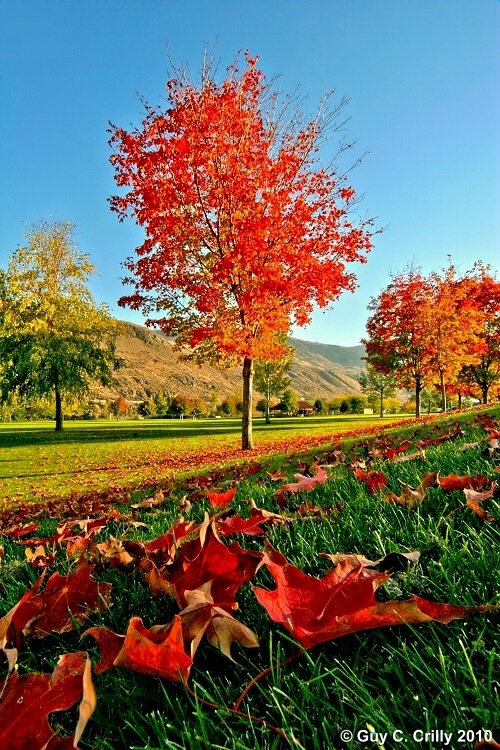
[0,413,414,506]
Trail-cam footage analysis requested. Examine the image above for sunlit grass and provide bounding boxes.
[0,413,412,503]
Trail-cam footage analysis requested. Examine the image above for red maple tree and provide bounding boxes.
[363,266,433,417]
[108,53,374,448]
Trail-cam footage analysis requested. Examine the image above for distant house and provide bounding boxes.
[297,401,315,416]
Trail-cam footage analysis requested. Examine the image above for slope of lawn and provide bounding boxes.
[0,406,498,750]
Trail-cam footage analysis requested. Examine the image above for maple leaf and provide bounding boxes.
[354,467,388,494]
[252,543,498,650]
[464,483,497,522]
[166,525,262,607]
[0,565,111,642]
[207,487,237,508]
[179,581,259,660]
[277,463,328,494]
[0,651,87,750]
[438,474,489,491]
[217,504,287,537]
[385,471,439,509]
[85,615,192,683]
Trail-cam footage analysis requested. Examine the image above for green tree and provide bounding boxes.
[254,343,294,423]
[280,388,299,415]
[314,398,325,415]
[0,222,120,431]
[358,364,397,418]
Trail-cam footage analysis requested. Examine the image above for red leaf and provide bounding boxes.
[0,651,87,750]
[207,487,237,508]
[167,526,262,607]
[439,474,489,491]
[252,543,498,649]
[354,467,388,494]
[278,463,328,494]
[85,616,192,683]
[1,565,111,641]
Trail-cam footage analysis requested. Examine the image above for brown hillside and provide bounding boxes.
[92,322,364,403]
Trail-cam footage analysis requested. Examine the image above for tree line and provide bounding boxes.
[363,262,500,416]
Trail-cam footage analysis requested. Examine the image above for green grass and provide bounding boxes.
[0,406,499,749]
[0,414,411,505]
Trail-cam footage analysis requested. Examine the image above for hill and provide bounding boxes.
[92,321,365,403]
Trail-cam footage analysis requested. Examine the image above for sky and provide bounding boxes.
[1,0,498,347]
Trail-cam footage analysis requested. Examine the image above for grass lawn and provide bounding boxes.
[0,414,413,505]
[0,406,499,749]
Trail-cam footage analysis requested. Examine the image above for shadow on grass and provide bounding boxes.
[0,415,394,450]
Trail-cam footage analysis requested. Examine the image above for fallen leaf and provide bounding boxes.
[73,656,96,748]
[278,463,328,494]
[464,483,497,522]
[385,471,439,509]
[179,581,259,660]
[207,487,237,508]
[252,543,497,649]
[0,651,87,750]
[354,467,388,494]
[85,616,192,683]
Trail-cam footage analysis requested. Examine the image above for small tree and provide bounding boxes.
[110,396,129,420]
[0,222,120,431]
[280,388,299,415]
[314,398,325,415]
[358,364,396,418]
[109,53,374,448]
[254,341,294,424]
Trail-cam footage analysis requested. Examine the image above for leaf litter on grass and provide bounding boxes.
[0,408,499,748]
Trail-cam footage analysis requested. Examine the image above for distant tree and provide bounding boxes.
[358,364,396,417]
[457,264,500,404]
[349,395,366,414]
[254,341,294,424]
[110,396,128,419]
[0,222,120,431]
[314,398,325,415]
[280,388,299,415]
[138,399,156,417]
[109,52,374,449]
[255,398,267,417]
[363,266,433,417]
[339,399,349,414]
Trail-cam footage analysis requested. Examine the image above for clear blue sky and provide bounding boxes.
[2,0,498,347]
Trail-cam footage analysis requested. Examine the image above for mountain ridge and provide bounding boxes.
[92,321,365,403]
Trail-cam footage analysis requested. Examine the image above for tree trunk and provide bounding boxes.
[242,357,254,449]
[439,369,447,412]
[265,399,271,424]
[458,393,462,410]
[482,385,488,404]
[379,386,384,418]
[415,378,422,418]
[54,380,63,432]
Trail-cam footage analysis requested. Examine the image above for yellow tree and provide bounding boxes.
[0,222,120,431]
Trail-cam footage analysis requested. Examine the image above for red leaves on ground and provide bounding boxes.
[0,565,111,643]
[438,474,490,491]
[207,487,237,508]
[354,467,388,494]
[0,651,87,750]
[85,616,192,683]
[166,525,262,608]
[252,543,498,650]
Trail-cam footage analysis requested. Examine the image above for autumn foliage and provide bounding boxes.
[363,262,500,415]
[108,52,374,448]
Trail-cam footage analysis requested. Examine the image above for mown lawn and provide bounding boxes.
[0,406,499,749]
[0,414,412,505]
